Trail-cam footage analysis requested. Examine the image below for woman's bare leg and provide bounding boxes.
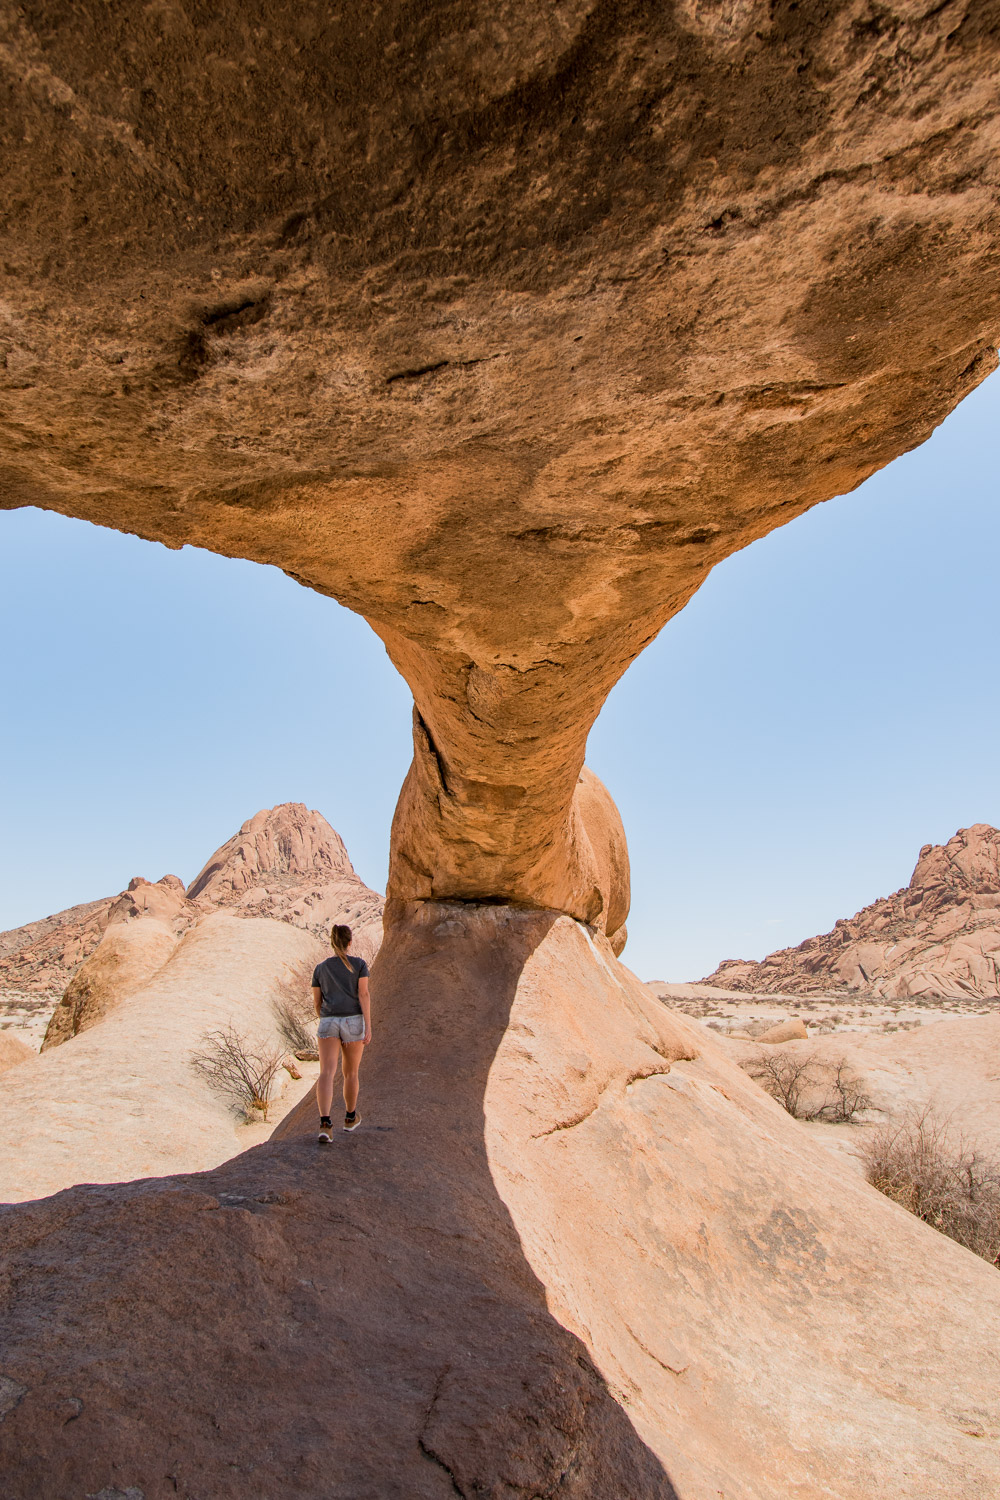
[317,1035,341,1116]
[341,1041,365,1114]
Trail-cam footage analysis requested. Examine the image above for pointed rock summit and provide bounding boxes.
[703,824,1000,1000]
[188,803,354,903]
[0,805,383,1050]
[186,804,382,958]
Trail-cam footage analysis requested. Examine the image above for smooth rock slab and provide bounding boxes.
[1,905,997,1499]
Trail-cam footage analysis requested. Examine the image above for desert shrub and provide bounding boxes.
[273,995,316,1056]
[817,1059,876,1124]
[860,1108,1000,1266]
[191,1025,285,1122]
[272,968,319,1059]
[741,1049,821,1119]
[741,1049,874,1123]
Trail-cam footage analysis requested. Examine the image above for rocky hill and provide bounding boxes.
[0,804,383,1048]
[186,803,383,958]
[702,825,1000,1000]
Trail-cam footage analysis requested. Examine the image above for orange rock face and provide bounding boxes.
[704,825,1000,999]
[2,905,998,1500]
[2,1,999,919]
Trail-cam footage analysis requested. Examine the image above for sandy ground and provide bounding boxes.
[0,992,61,1050]
[648,979,997,1036]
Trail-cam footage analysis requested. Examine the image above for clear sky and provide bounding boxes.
[1,369,997,980]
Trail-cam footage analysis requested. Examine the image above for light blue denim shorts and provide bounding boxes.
[317,1013,365,1043]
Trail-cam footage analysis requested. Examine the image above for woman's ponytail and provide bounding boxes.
[330,923,353,971]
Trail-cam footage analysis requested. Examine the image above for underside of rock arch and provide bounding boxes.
[1,3,999,1496]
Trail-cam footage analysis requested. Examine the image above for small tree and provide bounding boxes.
[742,1049,822,1119]
[741,1050,875,1124]
[272,969,319,1059]
[273,996,316,1057]
[812,1059,876,1124]
[191,1025,285,1122]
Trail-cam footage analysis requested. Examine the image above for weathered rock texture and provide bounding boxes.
[2,0,999,919]
[0,1032,33,1076]
[187,803,384,960]
[0,914,325,1203]
[0,803,383,1050]
[1,907,997,1500]
[40,917,180,1050]
[704,824,1000,999]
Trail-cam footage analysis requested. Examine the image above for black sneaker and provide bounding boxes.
[343,1110,361,1132]
[317,1118,333,1143]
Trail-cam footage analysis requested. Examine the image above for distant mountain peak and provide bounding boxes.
[186,803,354,904]
[0,805,383,1045]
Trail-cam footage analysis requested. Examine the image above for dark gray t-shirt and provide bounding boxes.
[312,954,369,1017]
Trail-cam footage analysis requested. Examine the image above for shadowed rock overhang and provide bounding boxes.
[1,0,998,931]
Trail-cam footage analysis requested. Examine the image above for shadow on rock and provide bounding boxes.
[0,901,678,1499]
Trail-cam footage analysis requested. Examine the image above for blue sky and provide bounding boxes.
[1,369,997,980]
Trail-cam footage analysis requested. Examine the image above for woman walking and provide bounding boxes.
[312,923,371,1141]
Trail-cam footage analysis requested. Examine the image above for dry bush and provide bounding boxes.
[743,1048,821,1118]
[272,967,319,1060]
[819,1059,877,1124]
[191,1025,285,1122]
[860,1108,1000,1266]
[741,1049,874,1123]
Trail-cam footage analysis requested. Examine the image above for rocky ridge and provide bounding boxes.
[0,804,383,1049]
[702,824,1000,999]
[186,803,383,960]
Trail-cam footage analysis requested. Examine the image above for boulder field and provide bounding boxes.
[1,906,997,1500]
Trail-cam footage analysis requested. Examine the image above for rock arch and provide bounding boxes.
[2,0,998,931]
[2,5,1000,1496]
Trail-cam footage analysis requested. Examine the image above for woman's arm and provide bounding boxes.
[359,976,372,1044]
[312,984,323,1019]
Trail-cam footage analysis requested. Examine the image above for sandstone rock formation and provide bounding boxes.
[40,917,180,1050]
[704,825,1000,999]
[3,7,1000,1495]
[0,914,325,1203]
[0,803,384,1050]
[2,906,998,1500]
[0,874,195,1046]
[0,894,137,1040]
[2,0,998,920]
[755,1016,808,1043]
[187,803,384,960]
[0,1032,33,1076]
